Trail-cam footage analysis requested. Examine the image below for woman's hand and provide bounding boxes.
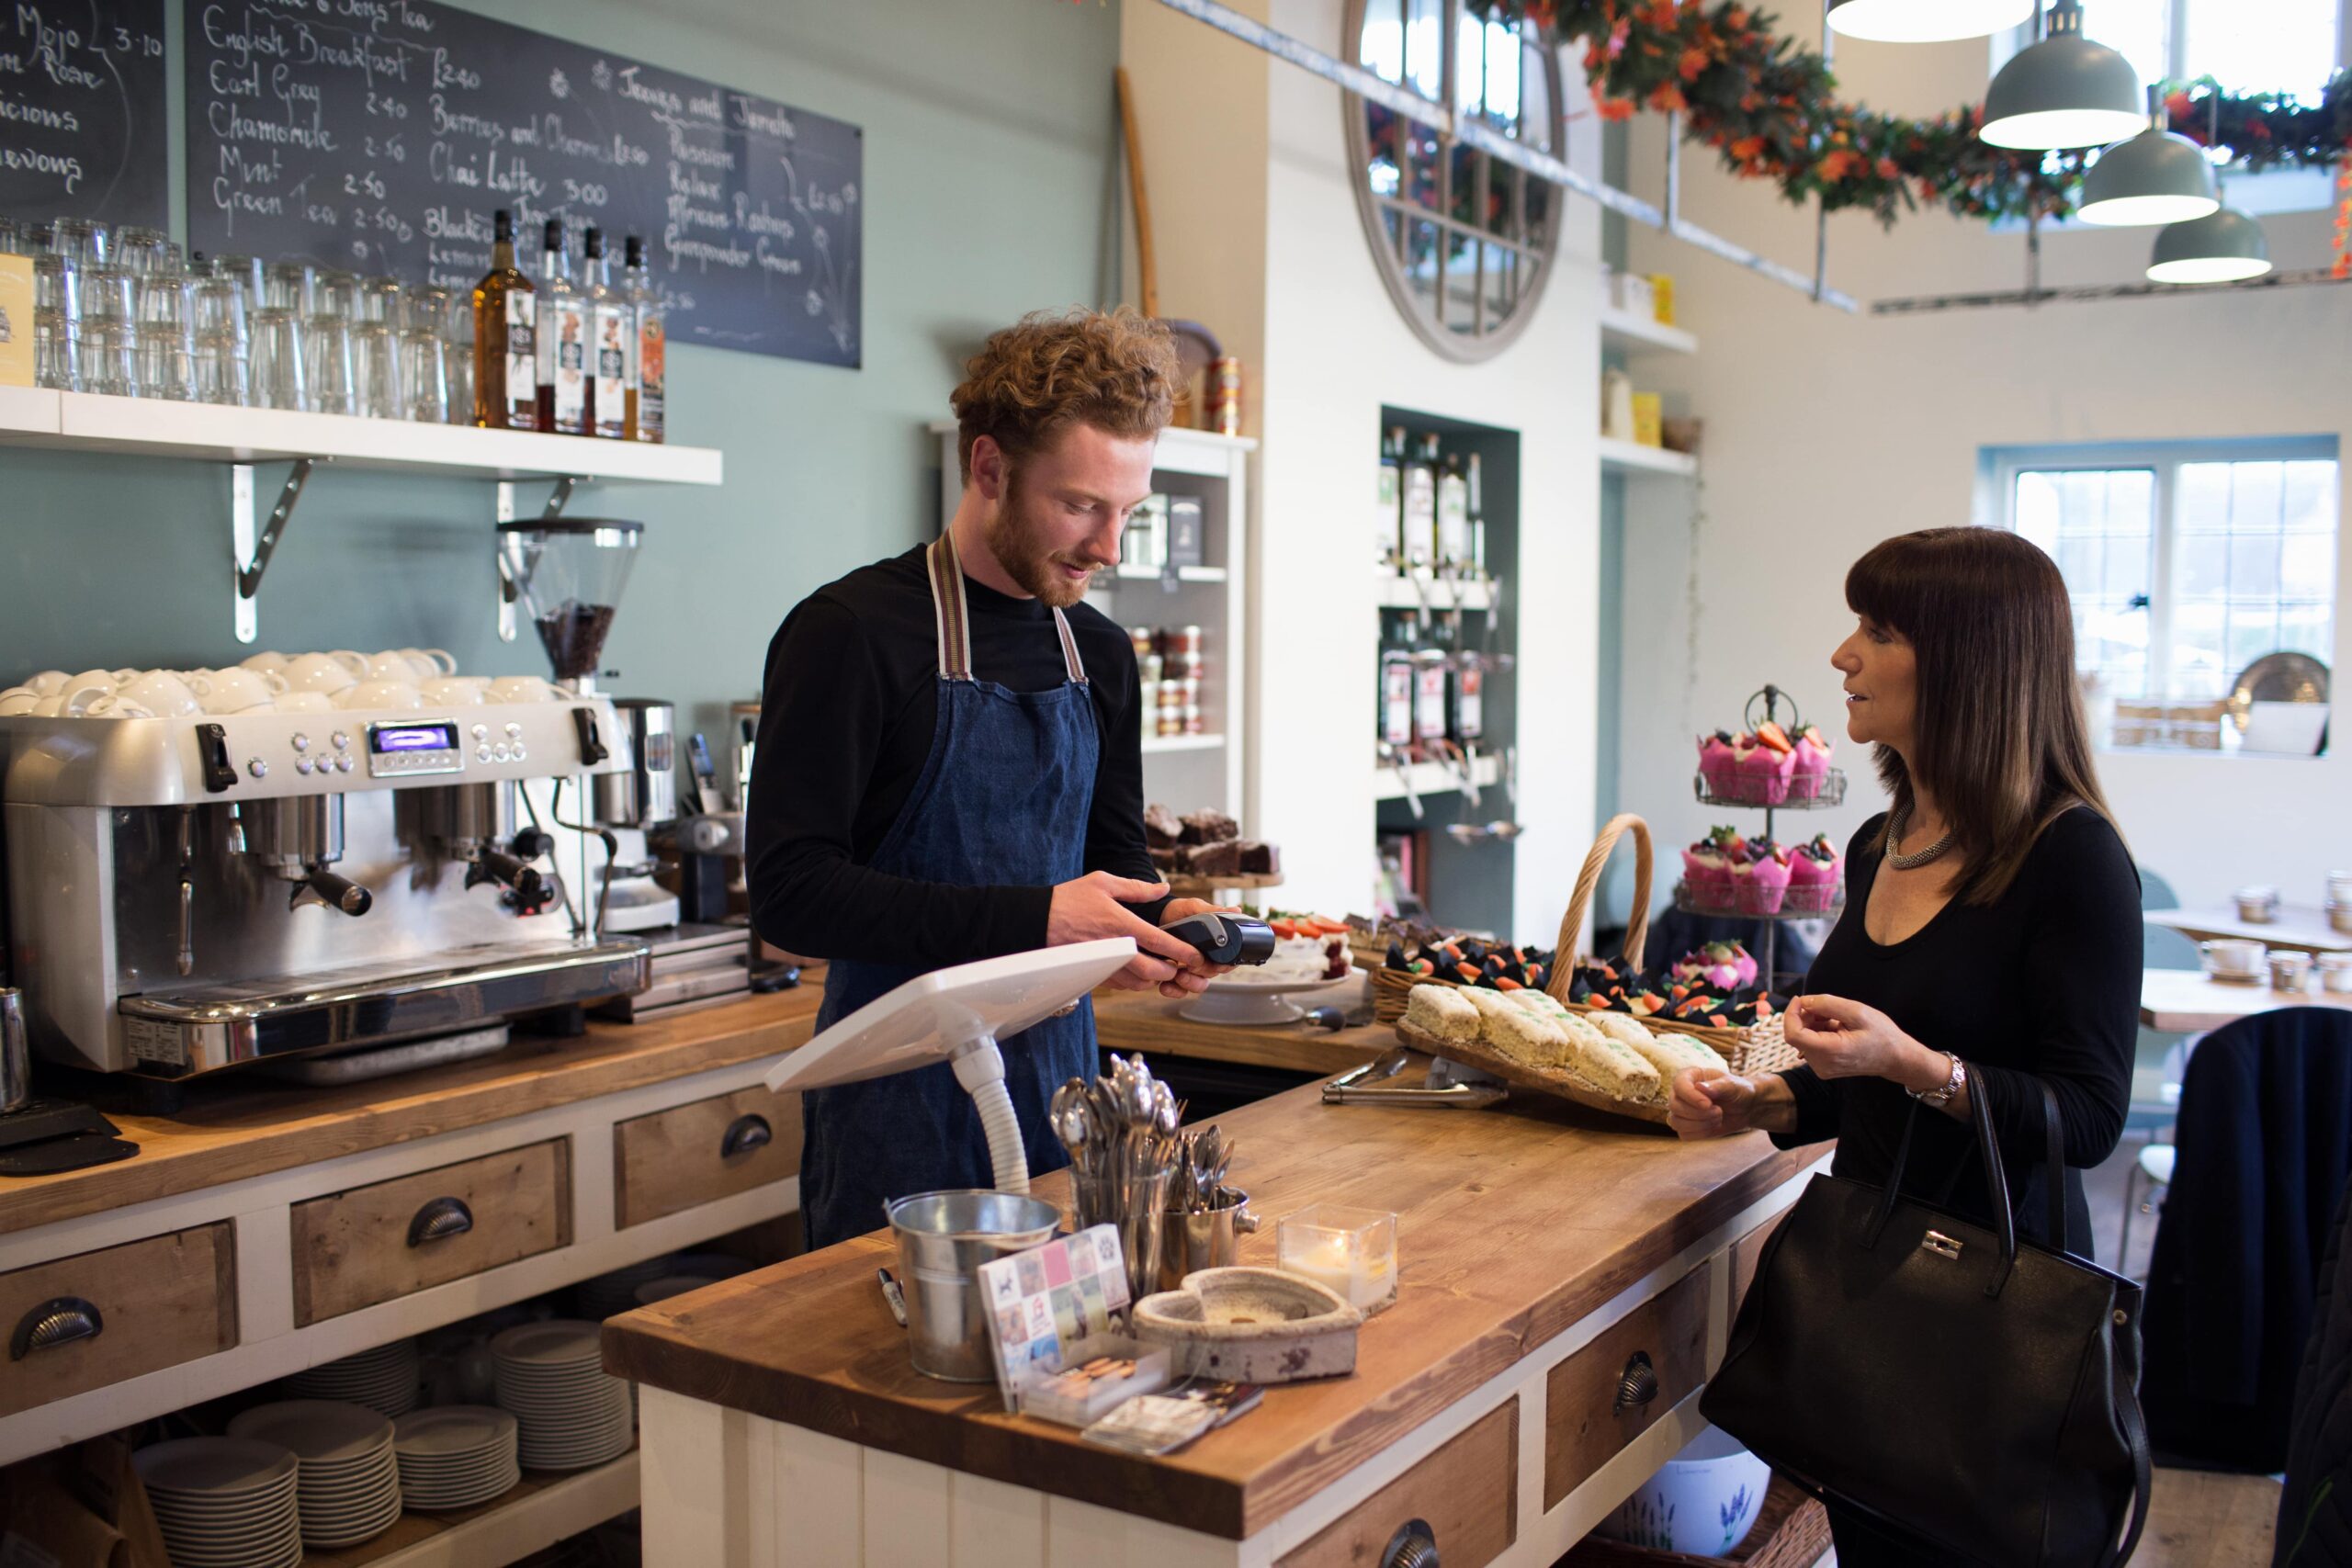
[1785,994,1923,1082]
[1668,1066,1788,1140]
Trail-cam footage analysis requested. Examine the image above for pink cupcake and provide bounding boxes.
[1788,725,1834,802]
[1733,844,1792,914]
[1697,730,1741,798]
[1680,826,1744,902]
[1731,731,1795,805]
[1674,939,1757,990]
[1784,833,1844,913]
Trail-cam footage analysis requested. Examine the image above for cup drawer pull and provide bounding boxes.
[720,1113,773,1160]
[12,1296,103,1359]
[1381,1517,1440,1568]
[408,1196,474,1247]
[1613,1350,1659,1415]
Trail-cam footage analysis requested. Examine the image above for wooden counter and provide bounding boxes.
[1091,981,1392,1076]
[605,1068,1819,1559]
[0,986,830,1237]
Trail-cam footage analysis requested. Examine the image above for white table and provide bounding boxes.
[2140,967,2352,1032]
[2146,905,2352,953]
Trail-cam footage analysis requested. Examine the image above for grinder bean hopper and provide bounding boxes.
[763,939,1137,1380]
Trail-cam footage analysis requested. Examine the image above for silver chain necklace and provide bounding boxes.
[1884,805,1956,871]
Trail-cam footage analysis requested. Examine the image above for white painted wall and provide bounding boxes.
[1125,0,1610,943]
[1613,34,2351,914]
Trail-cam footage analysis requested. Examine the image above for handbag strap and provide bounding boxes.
[2038,1080,2072,1255]
[2106,1367,2154,1568]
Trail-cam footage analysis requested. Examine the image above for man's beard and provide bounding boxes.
[985,475,1098,609]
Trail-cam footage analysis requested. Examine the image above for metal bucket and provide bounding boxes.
[1156,1187,1260,1293]
[884,1190,1060,1382]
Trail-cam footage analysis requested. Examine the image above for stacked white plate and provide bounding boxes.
[492,1320,635,1471]
[134,1438,301,1568]
[283,1337,422,1416]
[392,1405,522,1512]
[226,1399,402,1549]
[577,1258,680,1320]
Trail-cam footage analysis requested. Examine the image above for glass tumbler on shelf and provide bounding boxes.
[398,328,448,423]
[353,322,402,419]
[34,310,80,391]
[212,254,266,306]
[250,308,308,411]
[135,327,195,400]
[311,268,359,321]
[192,331,249,406]
[78,321,138,398]
[46,217,106,267]
[357,276,406,330]
[114,226,172,274]
[79,265,135,334]
[193,279,248,355]
[435,288,474,424]
[304,314,356,416]
[135,268,190,339]
[264,262,313,314]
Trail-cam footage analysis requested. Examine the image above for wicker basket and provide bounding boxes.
[1372,812,1799,1077]
[1558,1477,1833,1568]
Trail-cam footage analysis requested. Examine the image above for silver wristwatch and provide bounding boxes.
[1908,1053,1966,1108]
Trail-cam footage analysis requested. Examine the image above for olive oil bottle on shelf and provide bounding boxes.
[535,220,590,437]
[627,236,666,444]
[1376,425,1405,573]
[583,228,631,441]
[1401,432,1439,570]
[471,209,537,430]
[1436,449,1471,571]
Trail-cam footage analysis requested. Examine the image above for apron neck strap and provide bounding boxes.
[927,530,1090,685]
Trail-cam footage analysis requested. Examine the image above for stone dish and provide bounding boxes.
[1130,1266,1362,1383]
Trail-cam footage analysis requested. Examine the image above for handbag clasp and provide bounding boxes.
[1921,1230,1963,1261]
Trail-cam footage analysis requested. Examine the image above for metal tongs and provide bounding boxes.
[1322,1048,1507,1110]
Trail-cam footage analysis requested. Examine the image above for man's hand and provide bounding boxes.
[1046,872,1208,994]
[1150,898,1238,1000]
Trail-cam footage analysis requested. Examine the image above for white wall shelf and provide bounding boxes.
[1374,572,1495,613]
[1600,307,1698,357]
[1373,751,1504,802]
[0,389,724,484]
[1112,563,1227,584]
[1139,732,1226,754]
[1600,438,1698,479]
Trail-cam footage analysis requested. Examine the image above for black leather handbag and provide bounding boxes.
[1701,1080,2152,1566]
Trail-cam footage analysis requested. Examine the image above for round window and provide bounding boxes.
[1344,0,1566,361]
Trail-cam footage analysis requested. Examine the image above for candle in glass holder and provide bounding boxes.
[1275,1204,1397,1314]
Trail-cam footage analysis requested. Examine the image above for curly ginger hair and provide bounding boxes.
[950,308,1180,483]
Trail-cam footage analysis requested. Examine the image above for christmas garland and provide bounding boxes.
[1483,0,2352,227]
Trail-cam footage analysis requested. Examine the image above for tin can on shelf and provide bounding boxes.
[1204,357,1243,436]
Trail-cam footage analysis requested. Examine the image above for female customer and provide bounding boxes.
[1668,526,2142,1566]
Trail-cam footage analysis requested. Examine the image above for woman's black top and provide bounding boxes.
[1774,806,2142,1254]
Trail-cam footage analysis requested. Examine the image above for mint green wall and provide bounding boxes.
[3,0,1125,744]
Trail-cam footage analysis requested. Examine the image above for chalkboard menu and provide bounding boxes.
[0,0,170,232]
[182,0,862,367]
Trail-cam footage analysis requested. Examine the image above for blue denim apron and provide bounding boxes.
[798,532,1101,1250]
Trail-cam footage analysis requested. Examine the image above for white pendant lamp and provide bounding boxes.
[2077,87,2221,226]
[1827,0,2035,44]
[1979,1,2145,151]
[2147,206,2272,283]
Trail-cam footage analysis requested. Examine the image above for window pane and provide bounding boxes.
[2177,535,2226,599]
[2084,0,2164,102]
[2016,471,2062,551]
[2229,533,2280,598]
[2282,533,2335,599]
[2283,460,2337,534]
[2187,0,2337,106]
[2229,462,2284,532]
[1402,0,1443,100]
[2177,461,2232,533]
[1362,0,1406,83]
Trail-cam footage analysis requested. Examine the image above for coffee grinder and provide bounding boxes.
[498,518,678,935]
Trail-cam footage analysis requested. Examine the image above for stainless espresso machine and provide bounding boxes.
[0,698,650,1082]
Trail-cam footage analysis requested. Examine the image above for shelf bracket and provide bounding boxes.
[495,476,580,642]
[231,457,320,645]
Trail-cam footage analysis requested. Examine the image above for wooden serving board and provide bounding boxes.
[1394,1021,1671,1126]
[1165,871,1285,899]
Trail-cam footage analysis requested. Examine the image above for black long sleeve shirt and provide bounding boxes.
[1774,806,2142,1253]
[746,545,1164,967]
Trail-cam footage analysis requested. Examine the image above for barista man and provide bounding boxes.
[748,308,1228,1249]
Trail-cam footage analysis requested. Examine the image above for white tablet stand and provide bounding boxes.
[763,938,1138,1192]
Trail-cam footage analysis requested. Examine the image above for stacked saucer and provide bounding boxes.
[134,1438,301,1568]
[283,1337,422,1416]
[392,1405,522,1512]
[226,1399,401,1549]
[577,1258,680,1320]
[492,1320,634,1470]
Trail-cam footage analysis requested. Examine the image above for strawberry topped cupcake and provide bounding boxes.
[1679,825,1745,902]
[1784,833,1844,913]
[1673,940,1758,991]
[1787,724,1835,801]
[1697,730,1741,798]
[1731,722,1797,805]
[1730,840,1792,914]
